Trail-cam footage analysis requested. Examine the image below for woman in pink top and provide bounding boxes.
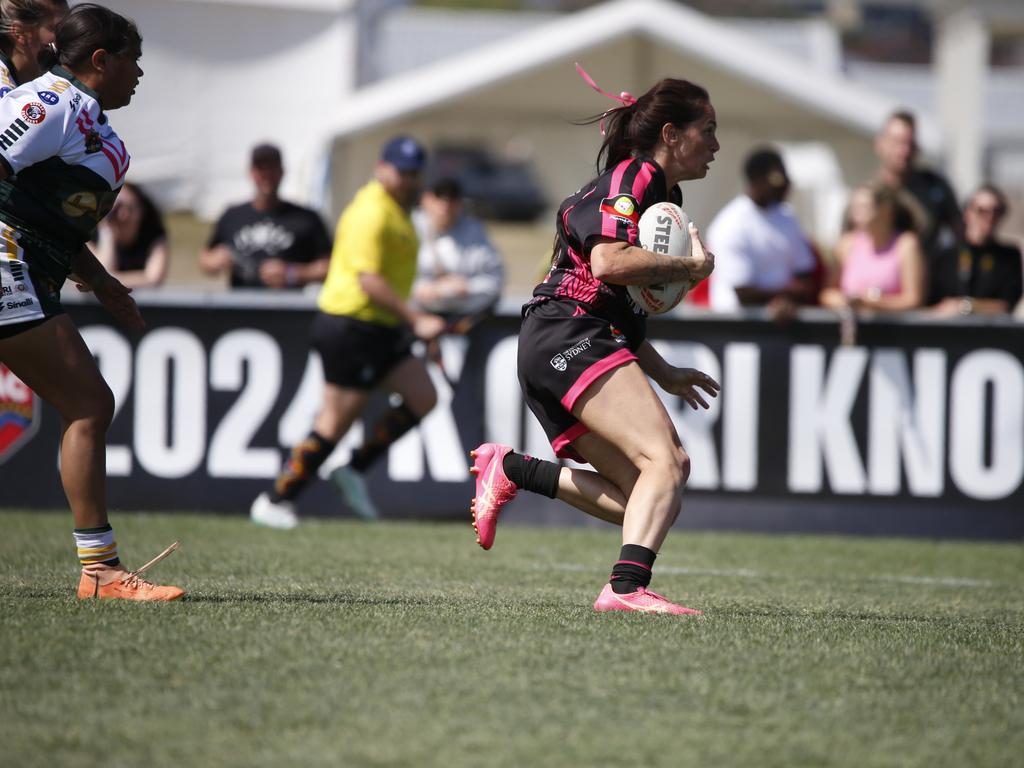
[821,184,925,312]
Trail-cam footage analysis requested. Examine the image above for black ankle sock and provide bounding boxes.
[501,451,560,498]
[350,403,420,472]
[270,431,336,502]
[610,544,657,594]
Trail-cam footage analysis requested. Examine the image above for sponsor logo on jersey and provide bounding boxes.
[0,363,40,465]
[62,191,99,218]
[0,87,10,99]
[20,102,45,124]
[83,127,102,154]
[600,194,640,226]
[37,90,58,105]
[6,297,32,309]
[0,117,29,150]
[1,285,10,296]
[69,93,81,112]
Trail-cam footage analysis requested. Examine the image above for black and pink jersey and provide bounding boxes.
[527,156,681,345]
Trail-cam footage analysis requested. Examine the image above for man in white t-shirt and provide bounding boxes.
[707,148,817,319]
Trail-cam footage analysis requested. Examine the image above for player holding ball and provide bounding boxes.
[469,68,720,615]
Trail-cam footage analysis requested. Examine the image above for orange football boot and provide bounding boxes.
[77,541,184,602]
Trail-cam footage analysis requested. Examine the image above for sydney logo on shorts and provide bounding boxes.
[550,337,593,372]
[0,363,40,465]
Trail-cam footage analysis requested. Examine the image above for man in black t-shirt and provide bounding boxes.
[874,111,963,267]
[929,184,1023,316]
[200,143,331,288]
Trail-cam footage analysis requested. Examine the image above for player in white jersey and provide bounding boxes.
[0,4,183,601]
[0,0,68,94]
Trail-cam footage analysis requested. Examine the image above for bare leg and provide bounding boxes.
[313,383,370,442]
[0,317,113,529]
[549,430,638,525]
[380,355,438,417]
[572,362,689,551]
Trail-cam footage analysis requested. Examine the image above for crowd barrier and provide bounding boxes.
[2,291,1021,538]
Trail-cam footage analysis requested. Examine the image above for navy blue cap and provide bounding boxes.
[380,136,427,172]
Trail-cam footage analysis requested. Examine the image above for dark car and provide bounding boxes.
[427,145,548,222]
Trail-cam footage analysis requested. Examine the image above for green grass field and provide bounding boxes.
[2,510,1022,768]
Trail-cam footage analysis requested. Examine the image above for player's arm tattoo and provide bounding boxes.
[591,241,700,286]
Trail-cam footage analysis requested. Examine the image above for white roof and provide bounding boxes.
[317,0,940,152]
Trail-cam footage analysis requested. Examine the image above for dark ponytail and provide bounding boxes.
[52,2,140,71]
[582,78,710,173]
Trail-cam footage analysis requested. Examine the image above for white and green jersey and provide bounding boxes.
[0,66,128,279]
[0,54,19,97]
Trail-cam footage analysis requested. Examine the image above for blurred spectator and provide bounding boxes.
[92,182,168,289]
[928,184,1023,317]
[411,177,504,321]
[874,111,962,267]
[199,143,330,289]
[820,184,926,313]
[707,147,817,321]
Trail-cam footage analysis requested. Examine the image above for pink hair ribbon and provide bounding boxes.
[575,63,637,134]
[575,62,637,106]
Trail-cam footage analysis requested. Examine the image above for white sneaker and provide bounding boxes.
[329,465,380,520]
[250,492,299,530]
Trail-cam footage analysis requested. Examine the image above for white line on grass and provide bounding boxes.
[537,563,1000,589]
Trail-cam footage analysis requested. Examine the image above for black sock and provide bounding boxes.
[271,431,336,502]
[349,403,421,472]
[610,544,657,594]
[501,451,560,498]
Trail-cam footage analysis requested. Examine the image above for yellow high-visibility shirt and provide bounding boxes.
[318,180,418,326]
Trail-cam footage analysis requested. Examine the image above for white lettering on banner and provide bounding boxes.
[652,341,721,489]
[484,336,523,450]
[788,346,868,493]
[207,330,282,478]
[81,326,132,475]
[389,356,467,482]
[868,349,946,496]
[134,329,206,478]
[722,344,760,491]
[949,350,1024,499]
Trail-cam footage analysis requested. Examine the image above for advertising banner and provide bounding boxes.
[3,295,1021,538]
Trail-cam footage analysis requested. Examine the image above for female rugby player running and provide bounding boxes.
[470,70,720,615]
[0,4,183,600]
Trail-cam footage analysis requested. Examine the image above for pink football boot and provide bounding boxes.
[593,583,702,615]
[469,443,517,550]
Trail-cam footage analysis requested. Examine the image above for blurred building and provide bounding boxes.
[103,0,1023,248]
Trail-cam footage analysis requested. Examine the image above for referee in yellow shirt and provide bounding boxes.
[251,136,446,528]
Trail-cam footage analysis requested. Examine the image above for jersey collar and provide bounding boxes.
[51,65,100,101]
[51,65,108,123]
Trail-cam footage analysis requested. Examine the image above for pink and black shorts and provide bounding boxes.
[517,300,640,462]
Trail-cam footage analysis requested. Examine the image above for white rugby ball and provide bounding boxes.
[628,202,692,315]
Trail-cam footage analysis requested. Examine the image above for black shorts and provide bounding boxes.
[310,312,414,390]
[517,300,639,461]
[0,222,66,338]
